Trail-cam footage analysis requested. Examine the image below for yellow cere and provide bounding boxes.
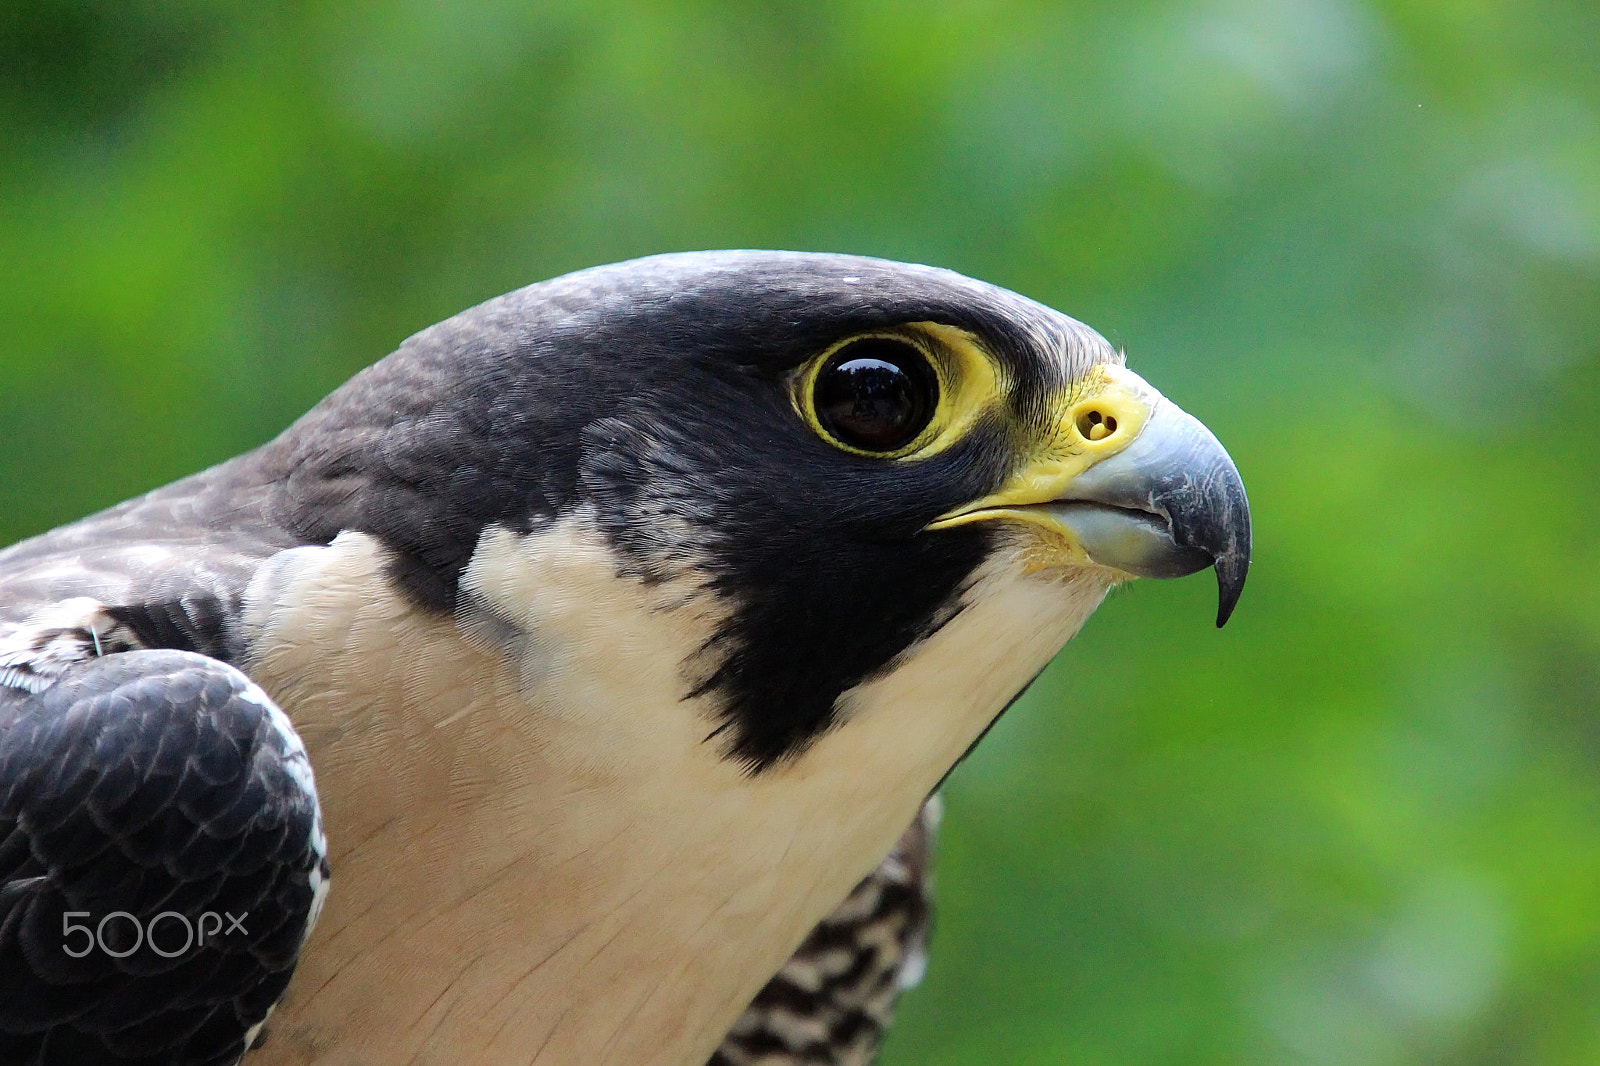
[791,322,1008,460]
[926,362,1153,532]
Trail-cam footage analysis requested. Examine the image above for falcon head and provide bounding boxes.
[271,250,1250,772]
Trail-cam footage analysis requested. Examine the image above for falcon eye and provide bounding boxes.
[812,339,938,454]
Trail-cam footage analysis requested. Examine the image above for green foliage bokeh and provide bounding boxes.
[2,1,1598,1062]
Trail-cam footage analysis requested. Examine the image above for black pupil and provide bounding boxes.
[813,340,936,452]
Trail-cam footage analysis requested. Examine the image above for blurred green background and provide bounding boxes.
[3,1,1598,1062]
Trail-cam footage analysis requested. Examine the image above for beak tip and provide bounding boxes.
[1213,552,1249,628]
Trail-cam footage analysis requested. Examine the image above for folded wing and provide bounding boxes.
[0,650,328,1066]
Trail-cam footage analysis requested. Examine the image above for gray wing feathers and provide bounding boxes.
[0,650,327,1066]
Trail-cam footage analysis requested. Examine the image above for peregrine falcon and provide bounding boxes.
[0,252,1249,1065]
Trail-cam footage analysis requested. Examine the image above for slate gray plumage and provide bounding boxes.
[0,650,326,1064]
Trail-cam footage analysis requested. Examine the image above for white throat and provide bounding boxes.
[240,517,1112,1065]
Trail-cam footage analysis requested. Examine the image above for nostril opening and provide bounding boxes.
[1076,409,1117,441]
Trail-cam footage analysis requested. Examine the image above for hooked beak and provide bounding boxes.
[930,365,1252,627]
